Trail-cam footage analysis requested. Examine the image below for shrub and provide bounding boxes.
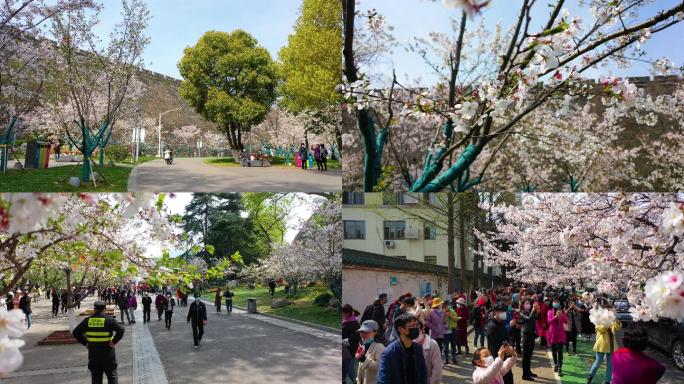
[107,144,130,163]
[313,292,333,307]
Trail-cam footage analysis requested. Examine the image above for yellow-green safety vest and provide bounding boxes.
[85,316,113,343]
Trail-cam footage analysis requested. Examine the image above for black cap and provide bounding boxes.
[94,301,106,310]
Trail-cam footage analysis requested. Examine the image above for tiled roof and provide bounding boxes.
[343,248,448,274]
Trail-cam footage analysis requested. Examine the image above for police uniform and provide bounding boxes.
[72,302,125,384]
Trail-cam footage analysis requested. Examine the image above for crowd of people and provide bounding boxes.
[342,285,668,384]
[298,143,330,171]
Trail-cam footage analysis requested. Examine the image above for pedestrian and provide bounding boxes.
[472,345,518,384]
[320,144,328,171]
[360,294,388,343]
[5,292,14,310]
[141,292,152,324]
[214,288,222,313]
[54,139,62,162]
[537,297,549,349]
[425,297,447,356]
[547,297,568,375]
[117,291,130,325]
[587,309,621,384]
[342,304,361,384]
[519,298,539,381]
[298,143,308,170]
[61,290,68,313]
[72,300,125,384]
[268,279,276,297]
[413,323,443,384]
[313,144,321,171]
[356,319,385,384]
[471,297,487,349]
[127,292,137,325]
[51,289,60,317]
[18,290,32,329]
[611,323,665,384]
[223,287,234,313]
[74,289,82,310]
[443,300,458,365]
[187,294,207,348]
[487,304,514,384]
[387,296,415,343]
[164,292,175,330]
[565,297,583,355]
[155,292,166,321]
[377,313,428,384]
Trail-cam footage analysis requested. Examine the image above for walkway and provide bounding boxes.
[128,157,341,192]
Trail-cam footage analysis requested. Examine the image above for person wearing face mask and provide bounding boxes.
[565,297,583,355]
[518,298,539,381]
[536,297,549,350]
[356,320,385,384]
[547,298,568,375]
[472,345,517,384]
[425,298,447,357]
[414,323,443,384]
[377,314,428,384]
[486,304,514,384]
[454,297,470,357]
[442,301,458,365]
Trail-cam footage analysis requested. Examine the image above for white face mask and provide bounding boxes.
[498,312,507,320]
[483,356,494,366]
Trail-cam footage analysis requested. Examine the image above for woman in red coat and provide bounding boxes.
[455,297,470,356]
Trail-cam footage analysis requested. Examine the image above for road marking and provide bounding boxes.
[132,320,169,384]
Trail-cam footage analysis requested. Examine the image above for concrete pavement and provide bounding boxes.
[127,157,342,192]
[5,295,340,384]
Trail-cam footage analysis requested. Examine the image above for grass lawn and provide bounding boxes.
[205,156,341,170]
[560,336,607,384]
[0,164,133,192]
[203,284,339,330]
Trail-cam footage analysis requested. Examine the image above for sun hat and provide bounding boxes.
[431,297,444,308]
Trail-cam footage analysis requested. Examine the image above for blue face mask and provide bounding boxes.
[553,303,560,309]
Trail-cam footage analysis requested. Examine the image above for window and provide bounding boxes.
[384,221,406,240]
[343,220,366,240]
[424,255,437,264]
[383,192,398,205]
[427,193,437,206]
[342,192,365,205]
[424,224,437,240]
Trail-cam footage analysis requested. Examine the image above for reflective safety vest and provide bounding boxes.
[85,316,113,344]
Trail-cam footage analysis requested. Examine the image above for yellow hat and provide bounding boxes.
[431,298,444,308]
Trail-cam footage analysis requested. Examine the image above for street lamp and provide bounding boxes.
[158,108,182,157]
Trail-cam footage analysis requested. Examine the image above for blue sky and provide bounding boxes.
[360,0,684,84]
[93,0,302,79]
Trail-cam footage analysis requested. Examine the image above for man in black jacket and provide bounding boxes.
[518,300,539,381]
[361,293,388,342]
[187,294,208,348]
[18,290,32,329]
[487,303,514,384]
[73,301,125,384]
[116,291,130,325]
[141,292,152,324]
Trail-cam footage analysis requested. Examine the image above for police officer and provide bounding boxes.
[72,300,125,384]
[187,293,207,349]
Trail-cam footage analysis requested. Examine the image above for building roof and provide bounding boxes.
[343,248,448,274]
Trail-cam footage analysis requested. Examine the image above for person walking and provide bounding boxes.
[298,143,308,170]
[442,300,458,365]
[72,301,125,384]
[360,294,388,343]
[214,288,222,313]
[414,324,443,384]
[223,288,234,313]
[611,323,665,384]
[565,297,583,355]
[117,291,130,325]
[164,292,175,330]
[454,297,470,356]
[519,299,539,381]
[377,313,428,384]
[127,292,137,325]
[472,297,487,349]
[356,320,385,384]
[51,289,60,317]
[320,144,328,171]
[548,298,568,375]
[18,290,32,329]
[187,294,207,348]
[60,290,68,314]
[425,298,446,356]
[141,292,152,324]
[268,279,276,297]
[155,292,166,321]
[588,311,622,384]
[472,345,518,384]
[313,144,322,171]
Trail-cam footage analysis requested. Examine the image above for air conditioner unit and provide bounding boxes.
[403,194,420,204]
[405,228,420,239]
[384,240,395,248]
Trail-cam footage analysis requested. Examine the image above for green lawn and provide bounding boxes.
[0,164,133,192]
[205,156,341,170]
[202,284,339,329]
[560,336,607,384]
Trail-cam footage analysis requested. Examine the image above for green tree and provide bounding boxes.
[178,30,278,160]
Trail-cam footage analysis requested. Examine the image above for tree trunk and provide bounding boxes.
[458,195,467,292]
[447,193,456,293]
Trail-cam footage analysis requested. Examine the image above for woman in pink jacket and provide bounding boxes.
[547,298,568,376]
[472,345,517,384]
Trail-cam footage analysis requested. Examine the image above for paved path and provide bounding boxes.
[5,295,340,384]
[128,157,342,192]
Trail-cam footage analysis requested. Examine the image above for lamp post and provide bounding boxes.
[158,108,182,157]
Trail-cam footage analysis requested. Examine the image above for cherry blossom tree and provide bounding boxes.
[476,192,684,320]
[342,0,684,191]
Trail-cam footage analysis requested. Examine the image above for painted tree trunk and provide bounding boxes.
[82,152,92,182]
[447,193,456,293]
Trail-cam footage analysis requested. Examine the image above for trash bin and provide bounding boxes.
[246,298,257,314]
